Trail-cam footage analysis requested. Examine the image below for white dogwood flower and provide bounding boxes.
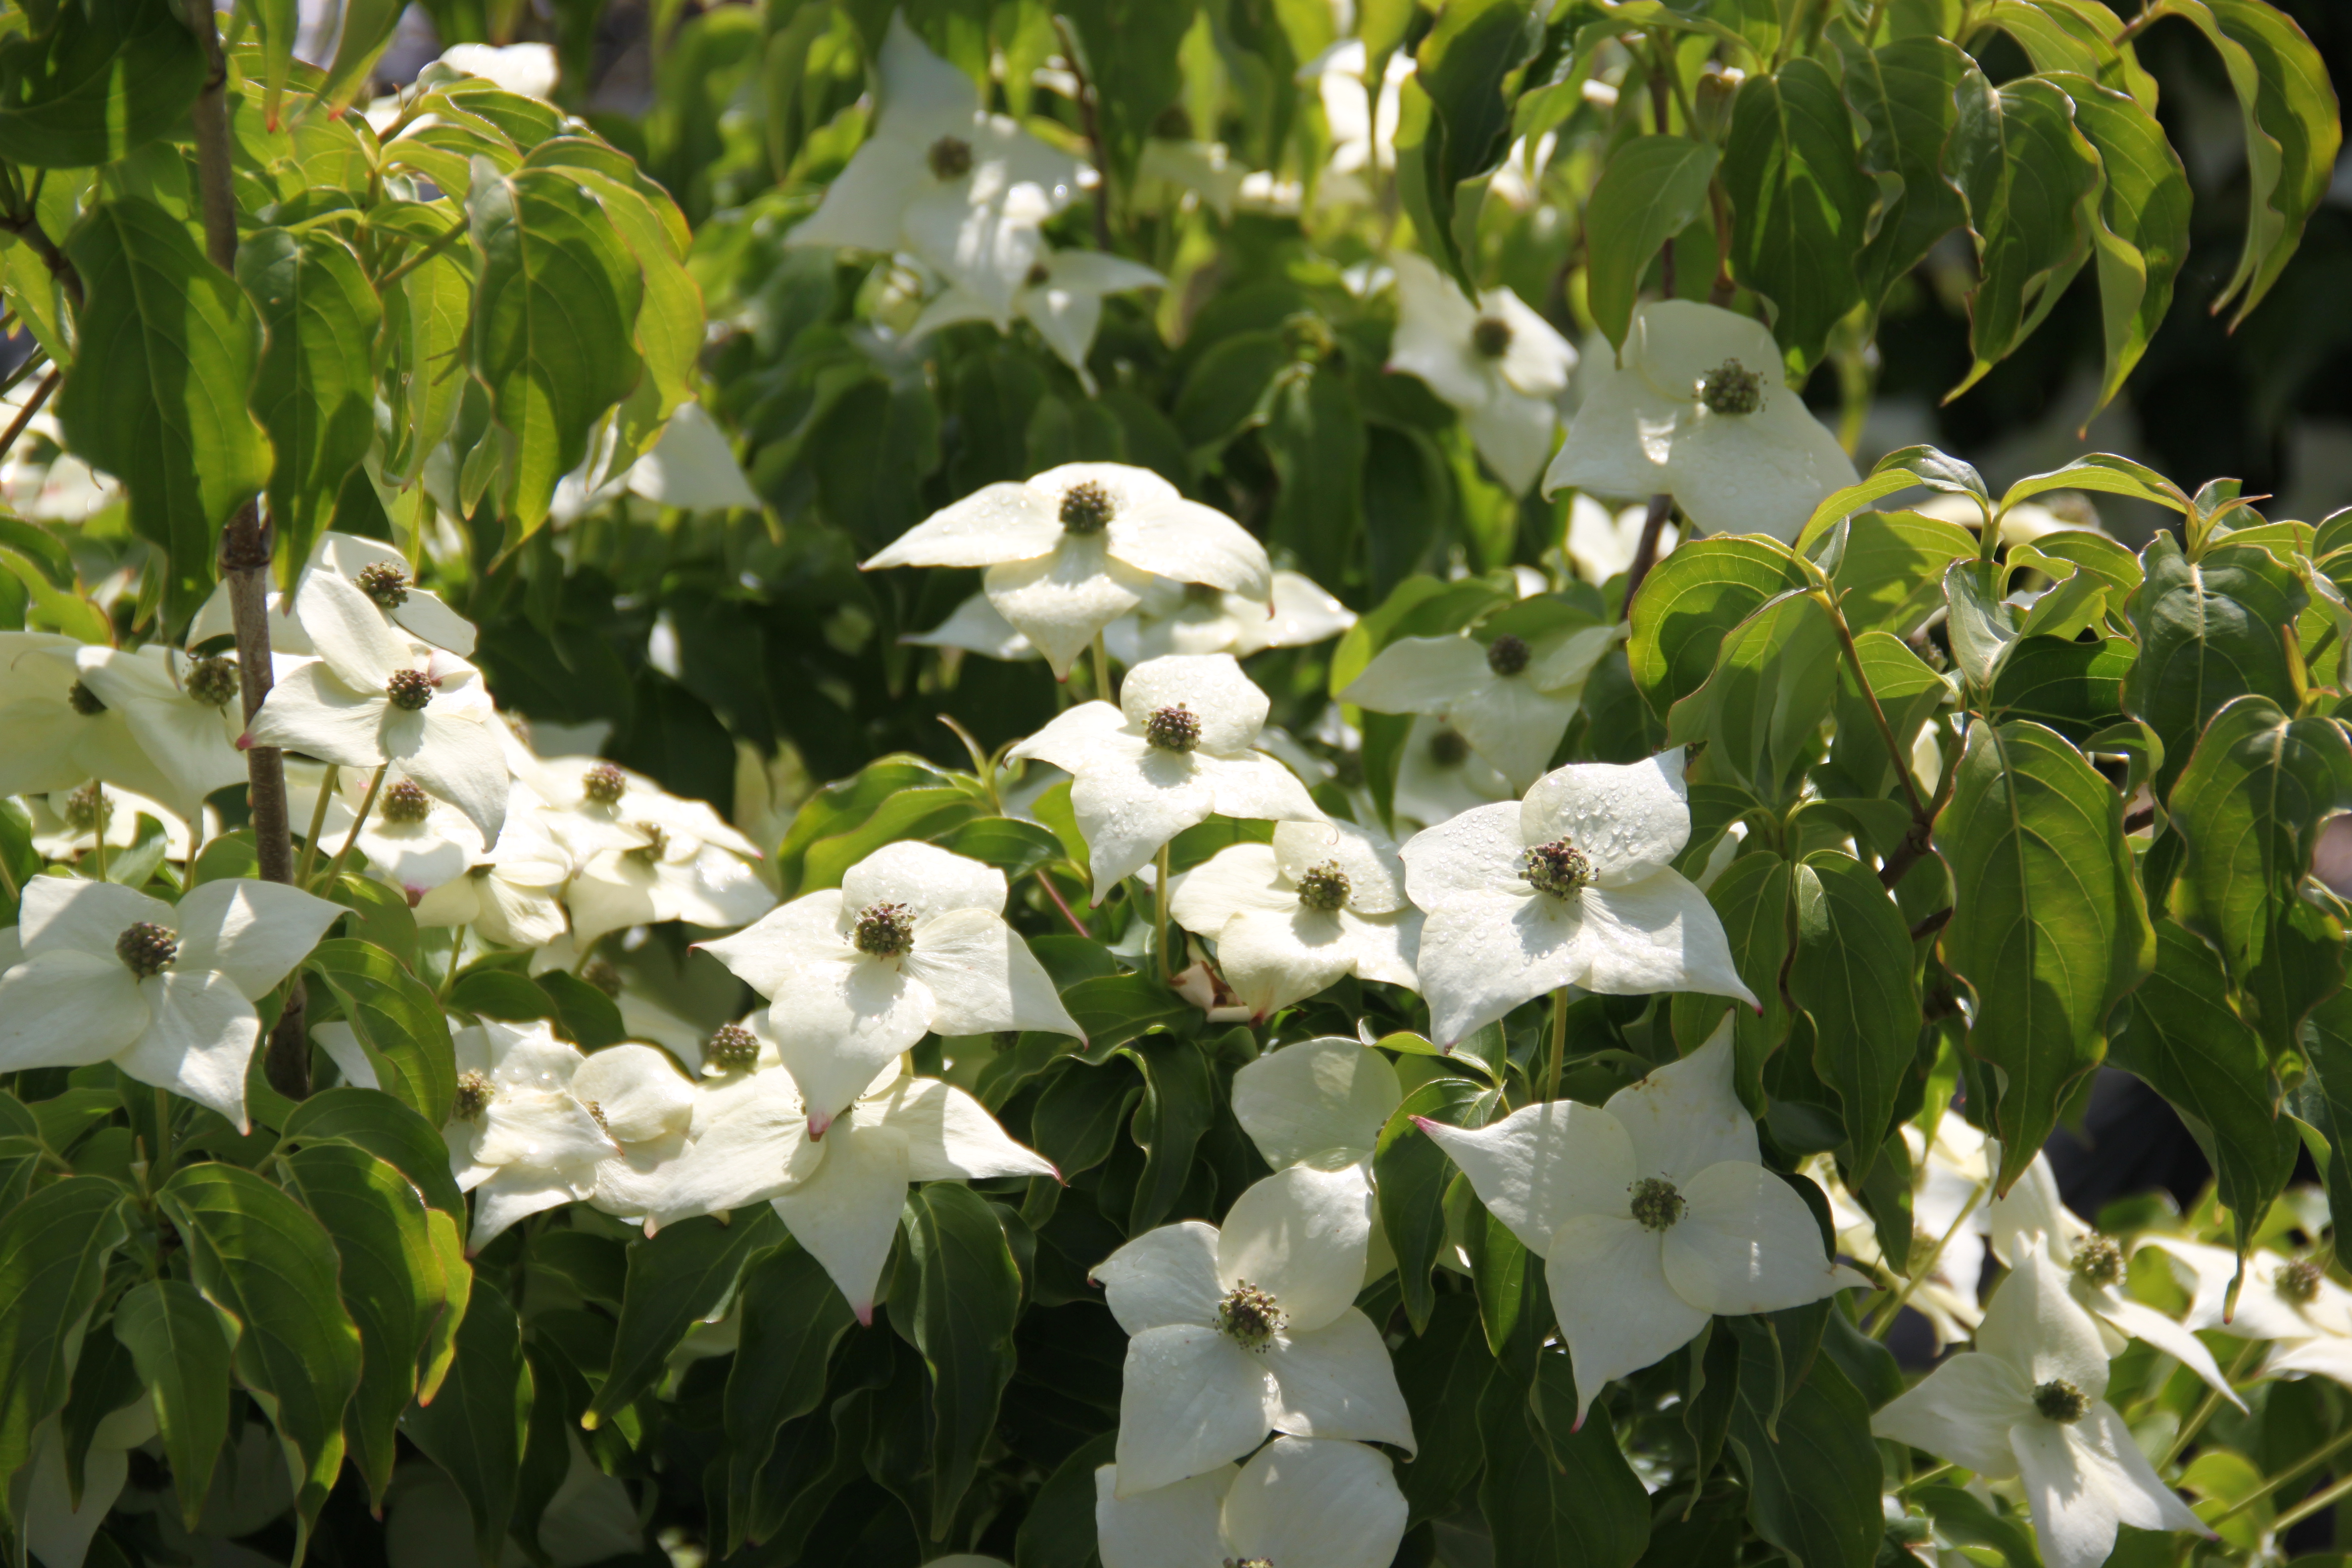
[788,17,1085,324]
[1398,749,1756,1043]
[1873,1251,2208,1568]
[189,531,476,658]
[1419,1025,1862,1425]
[243,571,508,846]
[1388,252,1576,493]
[574,1042,699,1224]
[1170,819,1421,1020]
[2139,1235,2352,1343]
[1392,715,1514,831]
[437,39,558,97]
[1342,621,1623,790]
[412,786,574,947]
[1093,1436,1408,1568]
[444,1018,619,1252]
[863,464,1272,678]
[904,592,1040,661]
[1009,654,1323,892]
[1090,1165,1414,1494]
[288,763,483,903]
[26,783,195,863]
[0,876,342,1131]
[1815,1108,1989,1352]
[1566,493,1678,586]
[1106,571,1357,665]
[651,1063,1054,1320]
[909,249,1166,393]
[0,636,247,821]
[696,840,1080,1129]
[1544,300,1857,541]
[1231,1037,1404,1179]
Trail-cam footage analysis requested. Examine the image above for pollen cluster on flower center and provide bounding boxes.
[1429,728,1470,768]
[585,1100,608,1130]
[927,135,973,180]
[854,902,917,959]
[629,825,670,863]
[386,669,434,710]
[2071,1234,2126,1289]
[704,1023,760,1072]
[378,780,433,824]
[64,782,109,833]
[583,763,628,806]
[188,654,239,707]
[1485,634,1530,677]
[1024,261,1051,289]
[1629,1176,1685,1231]
[452,1070,493,1120]
[1471,316,1515,358]
[1295,859,1351,912]
[1145,704,1202,753]
[1520,838,1594,898]
[2277,1258,2323,1305]
[357,562,411,609]
[1217,1281,1282,1349]
[582,959,623,997]
[1699,358,1764,415]
[1059,480,1116,534]
[68,680,105,716]
[116,921,177,978]
[2032,1379,2088,1423]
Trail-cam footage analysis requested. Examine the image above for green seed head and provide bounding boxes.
[357,561,411,609]
[1059,480,1116,535]
[927,135,973,180]
[704,1024,761,1073]
[386,669,434,710]
[1699,358,1764,415]
[1520,838,1594,898]
[1486,634,1530,677]
[1217,1281,1282,1350]
[582,959,623,998]
[583,763,628,807]
[1024,261,1051,289]
[63,783,109,833]
[188,654,240,708]
[116,921,177,978]
[1429,728,1470,768]
[1471,316,1515,359]
[853,902,916,959]
[2277,1258,2324,1306]
[1629,1176,1685,1232]
[452,1070,494,1120]
[1294,860,1351,912]
[1145,704,1202,753]
[2032,1379,2088,1423]
[2071,1234,2126,1290]
[380,780,432,824]
[67,680,104,716]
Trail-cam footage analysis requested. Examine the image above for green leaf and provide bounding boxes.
[1064,972,1192,1056]
[2044,74,2191,419]
[1462,1185,1546,1374]
[1628,536,1809,717]
[306,937,459,1123]
[1029,1056,1141,1176]
[1947,75,2102,399]
[802,786,983,891]
[1721,57,1873,373]
[402,1275,527,1565]
[1672,848,1795,1106]
[1480,1353,1650,1568]
[1262,362,1365,585]
[557,166,701,466]
[1942,558,2017,689]
[1057,0,1196,192]
[112,1278,235,1530]
[1913,1482,2040,1567]
[1122,1035,1214,1233]
[1988,634,2133,742]
[536,969,627,1049]
[1014,1431,1115,1568]
[1789,852,1922,1180]
[900,1182,1023,1539]
[281,1140,450,1508]
[1723,1318,1882,1568]
[316,0,407,112]
[1666,590,1839,805]
[278,1085,467,1217]
[2302,989,2352,1269]
[2000,451,2191,517]
[723,1239,857,1551]
[0,0,205,167]
[1584,135,1720,352]
[380,213,472,485]
[53,197,273,622]
[1377,1076,1494,1334]
[448,967,559,1024]
[589,1207,781,1425]
[464,161,645,534]
[2123,534,2308,798]
[1408,0,1539,286]
[2167,693,2352,983]
[236,228,384,574]
[158,1162,363,1550]
[1934,721,2154,1191]
[1393,1294,1490,1525]
[1838,36,1974,316]
[1829,510,1976,637]
[0,1177,126,1530]
[1823,630,1947,803]
[2110,921,2299,1253]
[936,816,1065,881]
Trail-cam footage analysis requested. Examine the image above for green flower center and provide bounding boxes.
[116,922,177,978]
[854,902,916,959]
[2277,1258,2324,1305]
[356,562,410,609]
[386,669,434,710]
[1217,1282,1282,1350]
[1471,316,1514,359]
[1629,1176,1685,1231]
[188,654,240,708]
[1145,704,1201,753]
[583,763,628,806]
[64,782,109,833]
[1520,838,1594,898]
[704,1024,761,1073]
[67,680,104,716]
[927,135,973,180]
[1699,358,1763,415]
[1059,480,1115,535]
[2032,1379,2088,1423]
[1024,261,1051,289]
[452,1070,493,1121]
[2071,1234,2125,1289]
[1428,728,1470,768]
[380,780,432,824]
[1295,860,1351,912]
[1486,634,1530,677]
[582,959,623,997]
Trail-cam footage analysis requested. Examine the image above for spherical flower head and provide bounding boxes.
[356,561,411,610]
[1218,1281,1282,1350]
[187,654,240,708]
[583,763,628,807]
[386,669,434,711]
[853,901,917,959]
[1629,1176,1685,1232]
[380,780,433,824]
[2276,1257,2323,1305]
[1024,260,1052,289]
[1471,316,1514,359]
[1520,838,1593,898]
[627,824,670,862]
[1294,860,1351,912]
[68,679,105,716]
[927,134,973,180]
[452,1069,493,1120]
[703,1023,760,1073]
[2032,1378,2089,1423]
[1145,703,1202,753]
[1428,728,1470,768]
[64,783,109,833]
[2071,1233,2126,1289]
[116,921,177,978]
[1485,633,1530,677]
[1699,358,1764,415]
[581,958,623,997]
[1059,479,1116,536]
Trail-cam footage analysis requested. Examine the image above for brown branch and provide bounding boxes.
[0,368,57,471]
[1051,18,1114,251]
[1909,907,1952,943]
[2122,804,2156,835]
[1620,494,1674,619]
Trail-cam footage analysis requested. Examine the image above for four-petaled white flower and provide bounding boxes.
[0,635,248,822]
[189,530,478,659]
[289,762,483,905]
[1009,654,1323,892]
[444,1019,620,1252]
[1090,1165,1414,1495]
[1343,620,1623,791]
[1170,820,1421,1021]
[412,784,574,947]
[1388,252,1577,493]
[788,17,1086,325]
[1392,714,1514,831]
[1398,749,1755,1043]
[2139,1235,2352,1344]
[521,756,776,945]
[696,840,1080,1130]
[244,570,509,846]
[1872,1250,2208,1568]
[27,783,196,864]
[909,249,1166,393]
[573,1042,700,1224]
[1418,1025,1864,1425]
[863,463,1272,679]
[651,1062,1054,1320]
[0,876,342,1131]
[1093,1436,1408,1568]
[1106,571,1357,665]
[1545,300,1858,541]
[1227,1036,1404,1283]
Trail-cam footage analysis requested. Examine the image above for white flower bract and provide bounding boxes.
[1092,1435,1408,1568]
[444,1018,619,1252]
[1342,620,1623,790]
[1170,820,1421,1021]
[1388,252,1576,494]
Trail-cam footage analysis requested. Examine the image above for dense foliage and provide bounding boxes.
[0,0,2349,1566]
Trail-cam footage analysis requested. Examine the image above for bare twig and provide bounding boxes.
[0,368,58,471]
[1620,494,1674,618]
[1051,18,1115,251]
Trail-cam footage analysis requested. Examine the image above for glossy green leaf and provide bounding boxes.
[1789,852,1922,1180]
[1666,589,1838,804]
[1584,135,1719,351]
[306,937,459,1123]
[1723,1317,1882,1568]
[900,1182,1024,1538]
[1058,0,1196,191]
[589,1207,782,1424]
[2302,989,2352,1270]
[2045,74,2191,419]
[1942,558,2016,689]
[278,1085,467,1217]
[1628,536,1809,717]
[2000,451,2190,517]
[0,1178,126,1530]
[1672,848,1794,1107]
[1721,57,1872,373]
[1988,635,2133,743]
[0,0,205,167]
[1823,630,1947,804]
[1065,972,1192,1057]
[379,208,473,485]
[1947,75,2101,400]
[112,1278,235,1530]
[723,1239,857,1551]
[402,1275,527,1563]
[1030,1056,1142,1176]
[2123,534,2308,797]
[1377,1075,1494,1333]
[1483,1349,1650,1568]
[1830,510,1976,637]
[238,228,383,572]
[1840,35,1975,315]
[1121,1035,1214,1233]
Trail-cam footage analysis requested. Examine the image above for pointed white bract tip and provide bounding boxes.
[854,1301,875,1327]
[808,1112,832,1141]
